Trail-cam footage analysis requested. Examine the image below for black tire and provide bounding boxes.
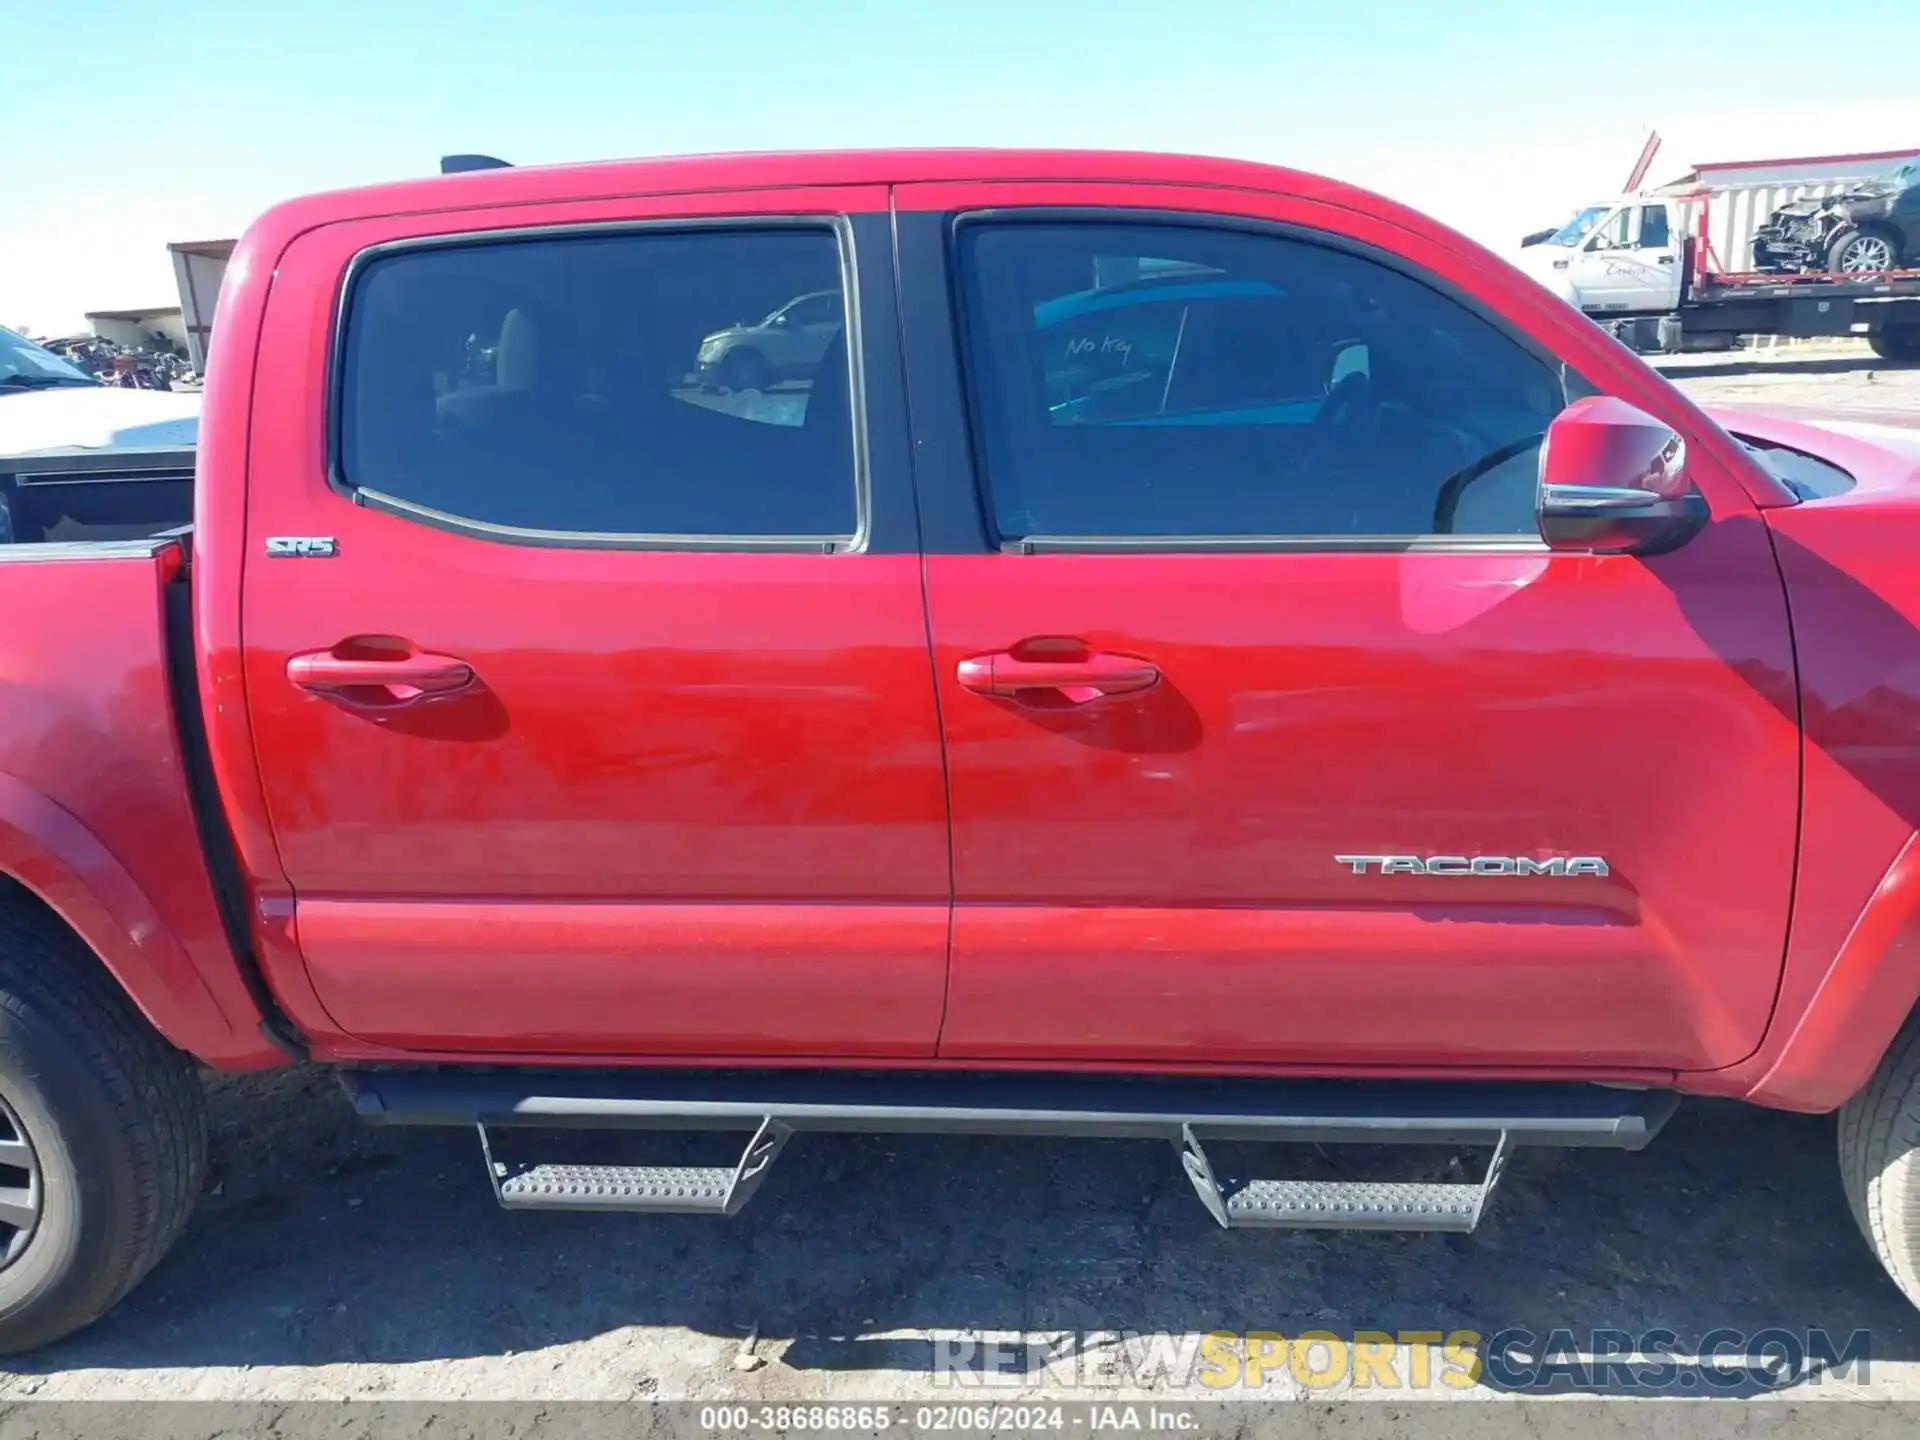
[719,348,771,393]
[1870,327,1920,363]
[0,902,206,1352]
[1839,1010,1920,1308]
[1828,224,1902,276]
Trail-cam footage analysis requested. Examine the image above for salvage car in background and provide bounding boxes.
[0,326,199,544]
[1752,159,1920,275]
[696,287,843,392]
[1514,190,1920,360]
[1,327,199,454]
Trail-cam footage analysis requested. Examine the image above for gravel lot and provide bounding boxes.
[1659,345,1920,411]
[3,346,1917,1406]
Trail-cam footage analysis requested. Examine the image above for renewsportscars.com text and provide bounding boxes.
[930,1327,1872,1393]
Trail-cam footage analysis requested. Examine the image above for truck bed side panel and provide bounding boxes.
[0,544,276,1067]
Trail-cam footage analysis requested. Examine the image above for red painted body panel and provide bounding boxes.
[93,148,1909,1104]
[920,537,1797,1071]
[942,903,1748,1068]
[296,901,947,1054]
[898,177,1797,1073]
[192,213,293,904]
[294,1040,1677,1088]
[232,184,950,1055]
[0,547,275,1067]
[242,545,946,905]
[1681,407,1920,1109]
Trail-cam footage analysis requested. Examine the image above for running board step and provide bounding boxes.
[1178,1124,1512,1233]
[344,1070,1675,1148]
[479,1116,790,1215]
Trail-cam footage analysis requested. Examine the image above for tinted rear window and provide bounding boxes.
[336,226,858,543]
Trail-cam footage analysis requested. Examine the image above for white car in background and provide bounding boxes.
[0,326,200,458]
[695,289,843,393]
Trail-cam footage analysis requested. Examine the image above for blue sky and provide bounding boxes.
[3,0,1913,333]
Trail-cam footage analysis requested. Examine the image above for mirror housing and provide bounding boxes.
[1537,396,1706,555]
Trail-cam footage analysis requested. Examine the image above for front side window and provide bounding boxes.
[956,221,1570,542]
[779,291,842,328]
[1548,207,1608,247]
[337,226,857,542]
[1586,210,1631,250]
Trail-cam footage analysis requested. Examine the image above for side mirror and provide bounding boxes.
[1537,396,1707,555]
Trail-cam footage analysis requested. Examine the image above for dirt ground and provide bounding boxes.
[3,346,1918,1406]
[1658,345,1920,411]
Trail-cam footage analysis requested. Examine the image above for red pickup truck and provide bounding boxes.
[3,148,1920,1352]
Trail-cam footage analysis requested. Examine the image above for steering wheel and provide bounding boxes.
[1430,432,1547,534]
[1309,369,1373,440]
[1287,369,1376,484]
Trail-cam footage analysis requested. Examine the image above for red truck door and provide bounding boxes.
[894,180,1801,1074]
[241,189,951,1057]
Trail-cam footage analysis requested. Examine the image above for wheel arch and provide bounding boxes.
[720,343,771,375]
[1748,830,1920,1111]
[1831,222,1901,272]
[0,771,260,1068]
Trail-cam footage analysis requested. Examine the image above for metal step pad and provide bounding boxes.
[1180,1125,1514,1234]
[1224,1178,1487,1231]
[479,1116,791,1217]
[495,1163,738,1213]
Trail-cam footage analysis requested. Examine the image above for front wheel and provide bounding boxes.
[1840,1012,1920,1309]
[1828,225,1901,275]
[0,903,207,1352]
[719,348,771,394]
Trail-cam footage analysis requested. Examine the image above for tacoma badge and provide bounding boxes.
[1335,854,1610,877]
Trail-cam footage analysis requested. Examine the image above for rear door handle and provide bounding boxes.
[956,649,1159,705]
[288,646,475,706]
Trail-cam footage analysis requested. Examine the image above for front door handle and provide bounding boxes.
[956,649,1159,706]
[288,645,475,706]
